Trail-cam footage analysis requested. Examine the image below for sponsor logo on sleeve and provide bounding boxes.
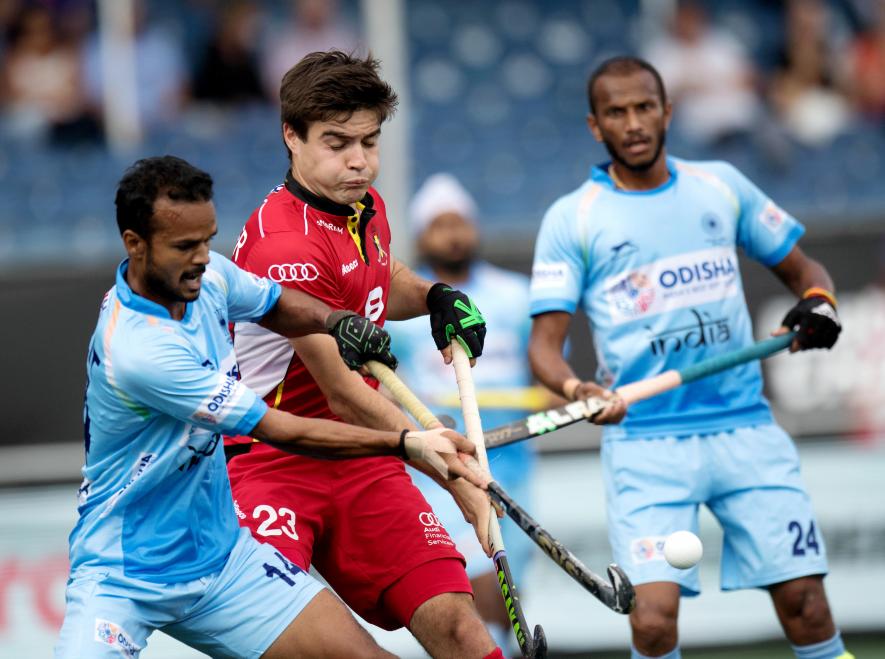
[630,536,667,564]
[759,200,786,233]
[95,619,141,658]
[531,262,569,291]
[194,373,247,428]
[605,247,740,324]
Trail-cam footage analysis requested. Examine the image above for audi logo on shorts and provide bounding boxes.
[267,263,319,282]
[418,511,442,527]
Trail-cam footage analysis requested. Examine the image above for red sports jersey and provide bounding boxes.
[230,172,392,423]
[225,174,469,629]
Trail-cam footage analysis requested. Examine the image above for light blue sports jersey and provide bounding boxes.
[387,262,535,478]
[530,157,805,439]
[69,252,281,583]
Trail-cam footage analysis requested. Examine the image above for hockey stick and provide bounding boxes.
[366,359,548,658]
[451,342,635,615]
[484,332,796,449]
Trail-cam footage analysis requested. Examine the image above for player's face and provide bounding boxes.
[285,109,381,206]
[588,71,672,171]
[125,198,217,313]
[418,212,479,273]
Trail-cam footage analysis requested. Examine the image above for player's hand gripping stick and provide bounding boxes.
[366,357,547,659]
[484,332,797,449]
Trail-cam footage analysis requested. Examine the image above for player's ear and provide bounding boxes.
[282,122,302,159]
[662,100,673,130]
[121,229,147,259]
[587,113,603,143]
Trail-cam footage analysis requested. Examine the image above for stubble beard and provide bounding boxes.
[604,129,666,173]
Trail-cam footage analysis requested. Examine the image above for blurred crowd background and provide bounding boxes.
[1,0,885,262]
[1,1,884,656]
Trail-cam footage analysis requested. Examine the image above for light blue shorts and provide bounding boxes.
[408,453,535,583]
[55,527,325,658]
[602,423,828,596]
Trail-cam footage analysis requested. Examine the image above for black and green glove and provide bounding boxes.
[426,282,486,358]
[325,310,398,370]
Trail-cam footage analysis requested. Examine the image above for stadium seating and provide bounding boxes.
[1,0,883,263]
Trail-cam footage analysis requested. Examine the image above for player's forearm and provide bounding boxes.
[771,246,836,298]
[258,287,334,338]
[387,258,433,320]
[529,340,579,399]
[251,408,402,457]
[529,313,580,398]
[326,381,417,432]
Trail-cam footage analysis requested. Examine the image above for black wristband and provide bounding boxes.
[398,428,410,460]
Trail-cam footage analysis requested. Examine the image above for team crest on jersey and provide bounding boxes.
[95,618,140,657]
[373,233,388,266]
[630,536,667,564]
[701,213,722,235]
[607,271,656,318]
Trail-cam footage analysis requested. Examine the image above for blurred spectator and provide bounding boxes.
[846,0,885,119]
[0,3,100,146]
[193,0,265,106]
[82,0,189,130]
[260,0,360,99]
[769,0,853,146]
[643,0,762,146]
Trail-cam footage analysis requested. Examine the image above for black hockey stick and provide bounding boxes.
[487,481,635,614]
[366,359,547,658]
[484,333,796,449]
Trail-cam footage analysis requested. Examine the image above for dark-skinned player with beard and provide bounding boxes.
[527,57,848,659]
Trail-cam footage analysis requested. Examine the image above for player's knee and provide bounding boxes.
[444,600,488,647]
[630,597,678,649]
[411,592,491,651]
[775,577,832,628]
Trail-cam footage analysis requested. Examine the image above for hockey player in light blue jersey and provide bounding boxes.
[386,173,543,652]
[528,58,849,659]
[56,156,487,659]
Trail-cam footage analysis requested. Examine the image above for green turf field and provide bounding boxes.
[552,632,885,658]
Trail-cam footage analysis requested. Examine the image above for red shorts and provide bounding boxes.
[226,443,472,629]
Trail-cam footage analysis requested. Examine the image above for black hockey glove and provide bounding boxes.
[426,283,487,358]
[325,310,398,370]
[780,293,841,350]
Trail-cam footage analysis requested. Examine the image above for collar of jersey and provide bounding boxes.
[590,156,678,195]
[284,169,373,219]
[115,259,193,322]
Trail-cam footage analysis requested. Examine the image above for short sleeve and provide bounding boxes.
[115,333,267,436]
[242,233,343,308]
[726,165,805,266]
[529,200,586,316]
[208,252,282,323]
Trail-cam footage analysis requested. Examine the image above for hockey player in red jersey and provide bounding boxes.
[226,51,504,659]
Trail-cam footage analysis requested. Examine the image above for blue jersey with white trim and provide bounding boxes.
[387,262,535,477]
[69,252,280,582]
[530,157,804,439]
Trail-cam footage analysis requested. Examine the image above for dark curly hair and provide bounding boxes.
[280,50,398,144]
[587,56,667,115]
[115,156,214,238]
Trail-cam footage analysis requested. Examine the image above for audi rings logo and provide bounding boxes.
[267,263,319,283]
[418,511,442,527]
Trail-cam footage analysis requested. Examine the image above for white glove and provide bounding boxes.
[400,428,488,488]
